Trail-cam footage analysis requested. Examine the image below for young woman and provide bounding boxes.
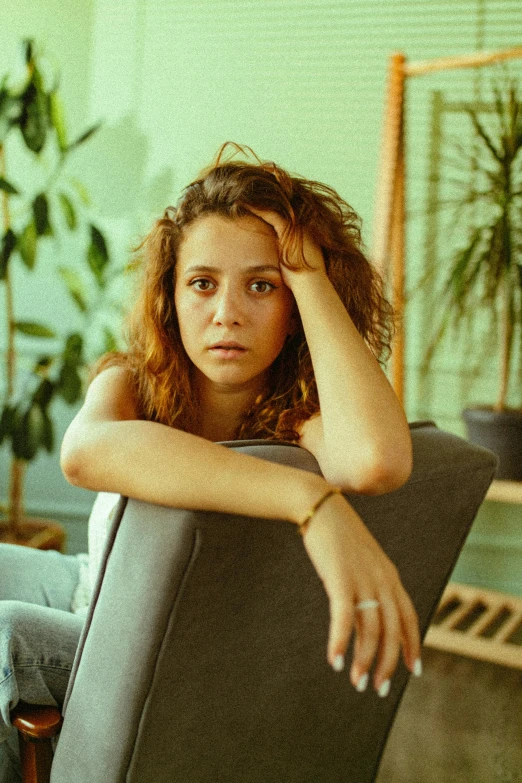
[0,143,420,780]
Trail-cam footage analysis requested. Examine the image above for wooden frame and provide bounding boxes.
[373,45,522,669]
[372,46,522,407]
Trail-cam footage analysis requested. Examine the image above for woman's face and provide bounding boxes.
[174,213,296,395]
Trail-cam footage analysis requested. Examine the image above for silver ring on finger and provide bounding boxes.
[355,599,380,611]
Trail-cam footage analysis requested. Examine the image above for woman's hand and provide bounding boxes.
[248,209,419,690]
[247,207,326,289]
[301,490,422,696]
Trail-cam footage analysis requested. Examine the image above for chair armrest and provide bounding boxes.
[11,704,63,741]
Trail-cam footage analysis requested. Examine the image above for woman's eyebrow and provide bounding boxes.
[184,264,281,275]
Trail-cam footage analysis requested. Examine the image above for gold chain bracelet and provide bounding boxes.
[297,486,342,536]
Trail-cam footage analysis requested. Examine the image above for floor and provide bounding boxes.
[376,647,522,783]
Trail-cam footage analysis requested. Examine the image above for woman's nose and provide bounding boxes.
[212,287,243,326]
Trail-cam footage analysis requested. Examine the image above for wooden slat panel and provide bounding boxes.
[425,625,522,669]
[426,583,522,670]
[486,480,522,504]
[494,611,522,643]
[469,605,504,637]
[438,600,473,630]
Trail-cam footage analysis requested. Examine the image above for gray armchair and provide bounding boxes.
[17,423,497,783]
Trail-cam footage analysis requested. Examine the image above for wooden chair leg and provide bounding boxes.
[17,733,54,783]
[11,704,63,783]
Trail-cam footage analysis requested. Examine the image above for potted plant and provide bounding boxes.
[422,77,522,479]
[0,40,118,547]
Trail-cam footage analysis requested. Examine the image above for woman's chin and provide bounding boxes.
[198,365,269,393]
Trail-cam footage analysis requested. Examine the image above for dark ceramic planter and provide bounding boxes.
[462,407,522,481]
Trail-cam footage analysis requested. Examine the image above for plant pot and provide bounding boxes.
[0,517,66,552]
[462,407,522,481]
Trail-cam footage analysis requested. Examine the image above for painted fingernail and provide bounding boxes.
[377,680,391,698]
[356,673,369,692]
[333,654,345,672]
[413,658,423,677]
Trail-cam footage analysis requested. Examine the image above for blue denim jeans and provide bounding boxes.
[0,544,84,782]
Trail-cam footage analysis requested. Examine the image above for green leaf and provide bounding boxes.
[443,230,483,309]
[0,177,19,195]
[11,405,42,460]
[28,405,45,455]
[15,321,56,338]
[32,377,54,409]
[57,333,84,404]
[19,78,48,153]
[0,86,22,143]
[32,193,52,236]
[0,405,15,445]
[103,327,118,354]
[58,192,77,230]
[87,224,109,286]
[67,122,101,152]
[91,224,108,258]
[0,228,17,280]
[58,266,87,312]
[49,90,67,152]
[57,363,82,404]
[63,332,84,364]
[24,39,34,65]
[34,355,53,371]
[41,410,54,452]
[18,220,38,269]
[467,108,502,163]
[70,178,91,206]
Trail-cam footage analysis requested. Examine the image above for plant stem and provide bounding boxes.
[0,146,15,397]
[9,460,26,529]
[0,145,24,528]
[495,277,511,411]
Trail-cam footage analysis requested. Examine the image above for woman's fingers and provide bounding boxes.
[349,603,381,690]
[372,595,402,694]
[247,207,284,238]
[329,579,421,695]
[327,595,355,672]
[369,585,421,693]
[247,207,326,281]
[398,587,422,674]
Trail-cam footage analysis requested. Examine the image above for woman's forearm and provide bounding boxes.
[292,272,412,491]
[247,208,411,494]
[61,417,328,525]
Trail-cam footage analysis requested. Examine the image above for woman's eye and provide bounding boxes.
[251,280,276,293]
[190,279,215,292]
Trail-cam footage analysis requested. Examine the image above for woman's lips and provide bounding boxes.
[209,347,247,359]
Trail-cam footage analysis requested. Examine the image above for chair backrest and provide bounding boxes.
[50,423,497,783]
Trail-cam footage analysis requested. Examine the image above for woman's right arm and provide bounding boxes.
[61,365,328,523]
[61,366,421,692]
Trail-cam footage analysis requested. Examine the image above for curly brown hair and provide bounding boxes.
[96,142,394,442]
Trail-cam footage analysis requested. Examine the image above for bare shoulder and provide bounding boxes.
[82,365,139,422]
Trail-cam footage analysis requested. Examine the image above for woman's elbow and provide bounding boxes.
[60,445,83,487]
[60,430,92,488]
[332,442,413,495]
[364,452,412,494]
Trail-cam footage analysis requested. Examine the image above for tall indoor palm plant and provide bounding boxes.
[424,78,522,477]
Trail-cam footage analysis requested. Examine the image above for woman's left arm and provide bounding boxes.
[250,210,412,495]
